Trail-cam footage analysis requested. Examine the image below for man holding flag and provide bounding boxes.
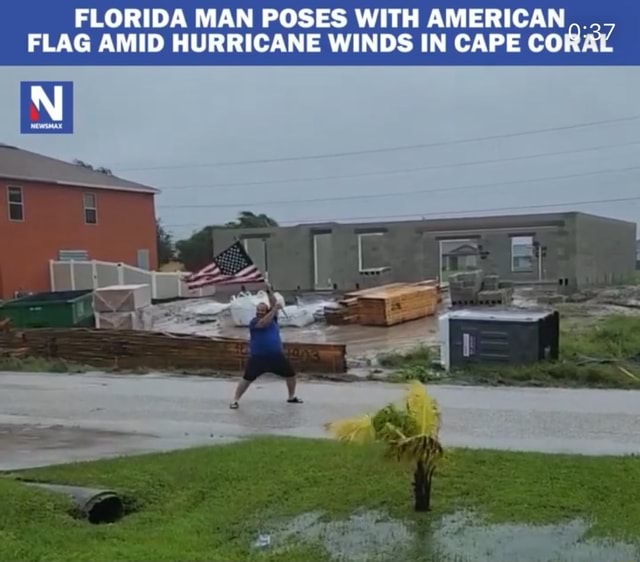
[184,241,303,409]
[230,282,303,409]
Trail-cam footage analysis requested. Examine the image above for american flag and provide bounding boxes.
[185,242,264,290]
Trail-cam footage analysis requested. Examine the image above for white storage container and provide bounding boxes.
[95,307,154,330]
[93,284,152,313]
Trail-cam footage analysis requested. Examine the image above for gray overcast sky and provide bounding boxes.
[1,67,639,239]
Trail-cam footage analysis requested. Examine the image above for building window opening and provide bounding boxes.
[511,236,534,272]
[358,232,389,273]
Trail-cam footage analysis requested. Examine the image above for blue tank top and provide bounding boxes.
[249,315,283,356]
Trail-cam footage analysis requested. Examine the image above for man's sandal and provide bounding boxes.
[229,401,239,409]
[287,397,304,404]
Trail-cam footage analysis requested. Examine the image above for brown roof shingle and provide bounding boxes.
[0,143,159,194]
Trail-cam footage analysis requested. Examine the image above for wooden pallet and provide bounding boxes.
[324,297,360,326]
[0,328,347,374]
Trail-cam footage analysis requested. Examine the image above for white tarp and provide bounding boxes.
[191,301,230,322]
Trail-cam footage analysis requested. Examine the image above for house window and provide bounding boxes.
[511,236,534,272]
[83,193,97,224]
[7,186,24,221]
[358,232,388,272]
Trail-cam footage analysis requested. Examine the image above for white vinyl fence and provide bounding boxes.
[49,260,215,300]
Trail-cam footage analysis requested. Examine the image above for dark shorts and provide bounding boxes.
[243,353,296,382]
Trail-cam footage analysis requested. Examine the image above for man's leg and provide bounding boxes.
[275,355,303,403]
[233,378,251,402]
[285,375,297,400]
[231,357,260,408]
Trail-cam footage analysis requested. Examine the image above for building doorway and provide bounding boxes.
[313,232,333,290]
[439,239,479,282]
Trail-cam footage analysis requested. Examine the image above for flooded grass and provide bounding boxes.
[265,510,639,562]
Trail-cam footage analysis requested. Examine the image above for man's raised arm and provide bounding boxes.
[266,282,278,309]
[255,283,280,328]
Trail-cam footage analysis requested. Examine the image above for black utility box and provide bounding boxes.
[439,308,559,370]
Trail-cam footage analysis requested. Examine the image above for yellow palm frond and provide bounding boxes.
[405,380,440,437]
[325,415,375,444]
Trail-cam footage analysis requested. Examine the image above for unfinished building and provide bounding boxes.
[210,212,637,294]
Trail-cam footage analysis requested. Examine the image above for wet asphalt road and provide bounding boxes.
[1,371,639,470]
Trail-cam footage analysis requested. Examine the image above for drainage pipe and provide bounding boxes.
[26,483,124,524]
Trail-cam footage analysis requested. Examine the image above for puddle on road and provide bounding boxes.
[259,510,638,562]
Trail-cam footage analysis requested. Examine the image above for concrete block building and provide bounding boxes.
[211,212,637,294]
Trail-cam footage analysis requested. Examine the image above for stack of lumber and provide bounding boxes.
[358,284,439,326]
[324,282,439,327]
[324,284,403,326]
[0,327,346,374]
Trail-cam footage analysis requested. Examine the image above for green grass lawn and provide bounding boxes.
[2,438,640,562]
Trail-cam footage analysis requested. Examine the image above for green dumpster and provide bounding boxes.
[0,290,94,328]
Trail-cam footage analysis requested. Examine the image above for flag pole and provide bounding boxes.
[266,281,288,319]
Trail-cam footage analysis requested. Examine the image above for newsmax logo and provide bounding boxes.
[20,82,74,134]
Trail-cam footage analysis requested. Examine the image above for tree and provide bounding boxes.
[326,381,443,512]
[73,159,113,175]
[175,227,213,272]
[226,211,278,228]
[174,212,277,272]
[156,220,174,266]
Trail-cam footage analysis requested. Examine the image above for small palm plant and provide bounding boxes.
[326,380,443,512]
